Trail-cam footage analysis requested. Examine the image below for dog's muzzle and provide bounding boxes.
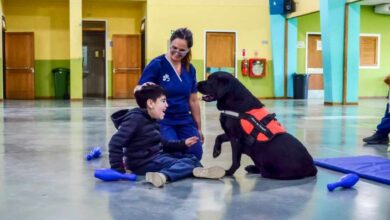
[202,95,216,102]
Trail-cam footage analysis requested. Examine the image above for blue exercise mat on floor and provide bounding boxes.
[314,155,390,185]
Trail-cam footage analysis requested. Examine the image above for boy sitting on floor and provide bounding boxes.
[108,84,225,187]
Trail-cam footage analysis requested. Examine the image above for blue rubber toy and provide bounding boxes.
[94,168,137,181]
[85,147,102,161]
[327,173,359,191]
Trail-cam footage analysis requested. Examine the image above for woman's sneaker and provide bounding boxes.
[193,166,225,179]
[362,132,389,145]
[145,172,167,187]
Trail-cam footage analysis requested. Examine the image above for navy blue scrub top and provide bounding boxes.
[138,54,197,125]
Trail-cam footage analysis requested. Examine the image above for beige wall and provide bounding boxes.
[70,0,82,60]
[287,0,320,18]
[4,0,70,60]
[287,0,360,18]
[146,0,271,61]
[83,0,144,60]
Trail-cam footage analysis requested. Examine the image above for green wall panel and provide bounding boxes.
[237,60,274,98]
[192,59,274,98]
[146,58,274,98]
[359,6,390,97]
[33,57,275,100]
[191,59,205,82]
[70,58,82,99]
[35,60,70,98]
[298,7,390,97]
[297,12,321,74]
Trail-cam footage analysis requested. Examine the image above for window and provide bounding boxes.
[360,34,380,69]
[82,46,88,69]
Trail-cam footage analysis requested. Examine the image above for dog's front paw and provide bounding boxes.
[225,170,234,176]
[244,165,261,174]
[213,145,222,158]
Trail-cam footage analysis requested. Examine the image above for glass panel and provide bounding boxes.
[82,46,88,69]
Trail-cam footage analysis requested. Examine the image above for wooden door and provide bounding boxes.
[5,32,35,99]
[307,34,324,90]
[206,32,236,78]
[112,35,140,99]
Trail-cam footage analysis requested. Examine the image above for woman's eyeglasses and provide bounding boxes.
[170,45,189,56]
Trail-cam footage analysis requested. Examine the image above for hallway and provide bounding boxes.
[0,98,389,220]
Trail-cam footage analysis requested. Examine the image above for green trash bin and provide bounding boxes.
[52,68,70,99]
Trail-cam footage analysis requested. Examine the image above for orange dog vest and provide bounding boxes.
[240,108,286,142]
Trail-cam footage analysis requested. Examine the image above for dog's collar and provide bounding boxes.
[221,110,240,118]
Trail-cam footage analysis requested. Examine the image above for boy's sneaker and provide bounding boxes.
[362,132,389,145]
[193,166,225,179]
[145,172,167,187]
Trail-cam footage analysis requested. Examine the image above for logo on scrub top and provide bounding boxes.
[162,73,170,82]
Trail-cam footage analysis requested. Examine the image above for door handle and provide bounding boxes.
[113,67,140,73]
[6,67,35,73]
[6,67,30,70]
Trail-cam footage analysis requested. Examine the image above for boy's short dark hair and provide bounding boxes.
[134,84,166,108]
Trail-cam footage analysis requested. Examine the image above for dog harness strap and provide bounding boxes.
[242,114,274,139]
[261,113,276,125]
[240,108,286,142]
[221,110,239,118]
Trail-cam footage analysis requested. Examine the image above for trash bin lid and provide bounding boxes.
[52,68,70,74]
[293,73,309,78]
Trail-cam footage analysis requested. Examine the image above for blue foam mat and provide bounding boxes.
[314,155,390,185]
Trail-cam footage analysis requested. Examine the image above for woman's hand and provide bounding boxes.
[198,129,204,143]
[185,136,199,147]
[133,82,156,93]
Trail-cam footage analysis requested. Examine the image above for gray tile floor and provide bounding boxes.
[0,98,389,220]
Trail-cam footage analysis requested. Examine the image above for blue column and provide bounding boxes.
[320,0,346,104]
[270,14,286,97]
[287,18,298,98]
[345,3,360,103]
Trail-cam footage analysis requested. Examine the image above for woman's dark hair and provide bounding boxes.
[134,84,166,109]
[170,27,193,72]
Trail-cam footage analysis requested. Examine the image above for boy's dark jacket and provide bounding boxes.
[109,108,188,173]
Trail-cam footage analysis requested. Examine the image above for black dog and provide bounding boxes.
[197,72,317,180]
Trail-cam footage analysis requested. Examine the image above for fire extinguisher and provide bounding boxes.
[241,49,249,76]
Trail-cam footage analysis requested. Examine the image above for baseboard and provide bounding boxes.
[325,102,359,106]
[324,102,343,106]
[308,90,324,99]
[343,102,358,105]
[257,97,293,100]
[359,96,387,99]
[35,96,55,100]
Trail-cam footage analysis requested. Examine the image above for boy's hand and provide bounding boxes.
[185,136,199,147]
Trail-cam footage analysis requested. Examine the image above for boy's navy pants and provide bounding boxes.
[377,103,390,135]
[132,153,202,182]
